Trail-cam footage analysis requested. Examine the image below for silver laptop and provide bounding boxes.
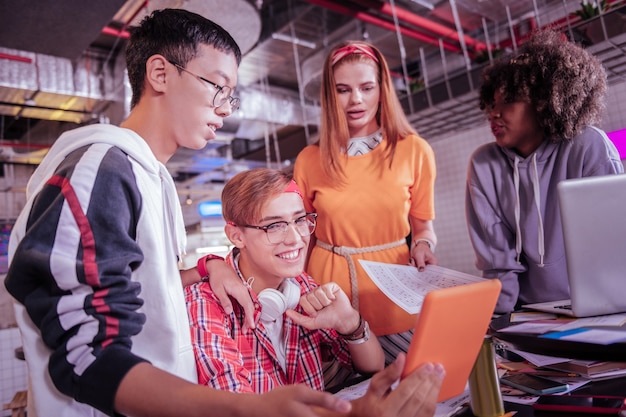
[523,174,626,317]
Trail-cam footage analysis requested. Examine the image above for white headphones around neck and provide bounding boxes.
[258,278,301,323]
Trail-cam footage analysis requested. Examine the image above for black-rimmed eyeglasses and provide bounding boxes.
[168,60,240,111]
[240,213,317,244]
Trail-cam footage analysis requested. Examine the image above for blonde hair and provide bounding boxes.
[318,41,416,183]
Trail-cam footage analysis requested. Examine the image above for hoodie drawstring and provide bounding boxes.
[513,157,522,264]
[160,165,187,259]
[512,154,546,267]
[531,154,545,267]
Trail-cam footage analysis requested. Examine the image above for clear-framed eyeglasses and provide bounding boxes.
[168,60,240,111]
[241,213,317,244]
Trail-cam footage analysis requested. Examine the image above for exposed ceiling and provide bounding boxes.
[1,0,625,227]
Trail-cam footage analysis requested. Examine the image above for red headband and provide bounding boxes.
[331,44,379,67]
[284,180,303,198]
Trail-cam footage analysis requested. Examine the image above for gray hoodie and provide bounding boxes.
[466,126,623,313]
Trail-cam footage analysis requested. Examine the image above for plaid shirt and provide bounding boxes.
[184,253,354,393]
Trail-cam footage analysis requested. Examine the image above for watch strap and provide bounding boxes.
[338,315,370,344]
[197,254,225,282]
[413,238,435,253]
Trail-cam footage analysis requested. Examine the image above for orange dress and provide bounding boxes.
[293,134,436,335]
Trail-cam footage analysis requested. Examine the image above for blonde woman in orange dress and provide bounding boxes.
[293,41,437,364]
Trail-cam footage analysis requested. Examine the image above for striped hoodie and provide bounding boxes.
[5,124,195,417]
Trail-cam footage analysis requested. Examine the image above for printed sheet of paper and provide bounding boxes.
[359,261,486,314]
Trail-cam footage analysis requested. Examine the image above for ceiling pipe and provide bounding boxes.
[0,52,32,64]
[0,141,51,150]
[375,2,487,52]
[101,26,130,39]
[305,0,463,53]
[101,0,148,40]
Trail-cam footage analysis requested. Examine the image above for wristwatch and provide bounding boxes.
[197,254,225,282]
[338,316,370,345]
[413,238,435,253]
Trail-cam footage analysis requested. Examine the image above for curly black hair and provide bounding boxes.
[479,29,607,141]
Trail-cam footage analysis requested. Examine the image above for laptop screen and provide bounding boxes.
[558,173,626,317]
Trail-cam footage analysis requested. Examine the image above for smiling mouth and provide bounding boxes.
[277,249,301,260]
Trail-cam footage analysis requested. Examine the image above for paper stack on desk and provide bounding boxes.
[497,313,626,345]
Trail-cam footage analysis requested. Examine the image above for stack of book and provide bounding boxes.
[547,360,626,379]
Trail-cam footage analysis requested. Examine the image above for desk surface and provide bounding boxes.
[489,313,626,362]
[485,313,626,416]
[455,377,626,416]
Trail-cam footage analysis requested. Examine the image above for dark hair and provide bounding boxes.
[479,29,607,141]
[125,8,242,108]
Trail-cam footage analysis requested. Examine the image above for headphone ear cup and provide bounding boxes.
[258,288,287,322]
[281,278,301,310]
[257,279,301,322]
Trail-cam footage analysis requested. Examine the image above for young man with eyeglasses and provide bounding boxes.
[185,168,385,393]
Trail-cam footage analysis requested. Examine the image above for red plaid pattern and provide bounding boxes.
[185,257,354,393]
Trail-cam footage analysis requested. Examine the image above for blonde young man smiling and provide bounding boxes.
[186,168,385,393]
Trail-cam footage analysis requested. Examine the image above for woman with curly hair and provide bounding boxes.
[465,29,623,313]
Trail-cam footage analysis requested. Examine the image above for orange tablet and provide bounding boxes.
[401,279,502,401]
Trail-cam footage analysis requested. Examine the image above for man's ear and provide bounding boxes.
[145,54,169,94]
[225,223,245,249]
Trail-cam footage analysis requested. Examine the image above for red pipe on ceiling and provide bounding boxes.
[378,3,487,52]
[101,26,130,39]
[0,52,33,64]
[101,0,148,40]
[305,0,463,54]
